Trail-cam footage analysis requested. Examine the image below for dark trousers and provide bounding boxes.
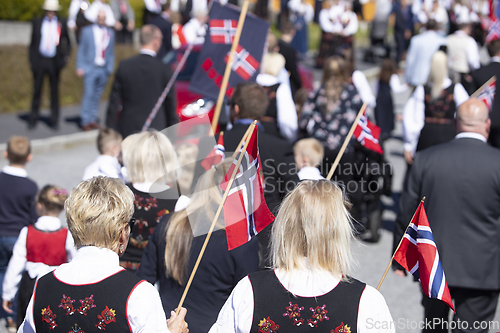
[421,288,499,333]
[30,57,60,126]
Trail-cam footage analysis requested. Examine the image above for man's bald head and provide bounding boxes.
[456,98,490,139]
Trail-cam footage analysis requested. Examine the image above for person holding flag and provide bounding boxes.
[210,180,394,333]
[393,98,500,332]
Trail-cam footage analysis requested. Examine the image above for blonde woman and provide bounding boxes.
[209,180,394,333]
[17,177,188,333]
[137,159,259,333]
[402,50,469,164]
[120,131,180,271]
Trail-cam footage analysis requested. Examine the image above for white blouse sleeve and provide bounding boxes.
[453,83,469,107]
[403,85,425,153]
[2,227,28,302]
[127,281,171,333]
[319,9,336,33]
[343,12,359,36]
[389,74,409,94]
[276,83,298,143]
[466,37,481,71]
[209,276,254,333]
[352,70,376,108]
[358,286,395,333]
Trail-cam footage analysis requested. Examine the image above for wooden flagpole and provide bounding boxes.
[326,103,367,181]
[232,123,254,158]
[210,0,251,134]
[470,75,496,99]
[376,197,425,291]
[176,120,257,313]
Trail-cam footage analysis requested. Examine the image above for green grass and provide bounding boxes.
[0,44,137,113]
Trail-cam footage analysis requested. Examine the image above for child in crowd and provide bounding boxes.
[82,127,123,180]
[0,136,38,331]
[293,138,325,180]
[2,185,76,329]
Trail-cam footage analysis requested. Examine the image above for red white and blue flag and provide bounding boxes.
[209,19,237,44]
[189,2,269,101]
[201,133,225,170]
[224,45,259,81]
[219,129,274,250]
[486,18,500,43]
[477,76,496,111]
[394,201,455,312]
[353,111,384,154]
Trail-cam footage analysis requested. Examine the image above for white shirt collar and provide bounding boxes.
[2,165,28,178]
[455,132,487,142]
[133,182,170,193]
[140,48,157,57]
[256,73,279,85]
[34,216,63,232]
[298,167,325,181]
[492,56,500,63]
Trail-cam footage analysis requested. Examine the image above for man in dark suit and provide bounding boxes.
[278,22,302,97]
[76,10,115,131]
[29,0,71,129]
[470,39,500,148]
[149,4,173,61]
[393,98,500,333]
[222,82,299,267]
[106,25,178,137]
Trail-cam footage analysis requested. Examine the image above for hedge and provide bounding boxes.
[0,0,145,26]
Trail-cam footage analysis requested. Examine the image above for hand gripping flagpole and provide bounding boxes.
[176,120,257,314]
[141,0,217,132]
[376,197,425,291]
[210,0,251,134]
[470,75,496,98]
[326,103,367,181]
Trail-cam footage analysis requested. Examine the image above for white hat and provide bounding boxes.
[455,5,470,25]
[43,0,61,11]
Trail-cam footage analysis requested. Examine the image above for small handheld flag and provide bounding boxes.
[476,76,496,111]
[200,132,226,171]
[393,201,455,312]
[219,128,274,250]
[353,110,383,154]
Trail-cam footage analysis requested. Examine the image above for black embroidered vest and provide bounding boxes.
[248,270,365,333]
[423,84,456,120]
[33,270,143,333]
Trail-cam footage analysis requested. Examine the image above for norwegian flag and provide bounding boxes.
[200,133,225,171]
[477,76,496,111]
[353,111,384,154]
[486,18,500,43]
[219,129,274,250]
[224,45,260,80]
[394,201,455,312]
[189,2,269,101]
[209,19,237,44]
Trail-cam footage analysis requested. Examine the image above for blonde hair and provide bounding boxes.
[97,128,122,155]
[65,177,134,251]
[294,138,324,167]
[322,56,349,110]
[122,131,180,185]
[164,158,234,285]
[262,53,286,78]
[38,185,68,213]
[428,51,448,100]
[271,180,354,279]
[7,136,31,165]
[175,142,199,195]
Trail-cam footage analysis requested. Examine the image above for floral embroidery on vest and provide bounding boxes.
[67,323,85,333]
[59,295,76,315]
[78,295,96,315]
[95,306,117,330]
[332,322,351,333]
[307,305,329,327]
[258,317,279,332]
[41,306,58,330]
[283,302,304,326]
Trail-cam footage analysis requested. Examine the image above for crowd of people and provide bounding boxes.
[4,0,500,331]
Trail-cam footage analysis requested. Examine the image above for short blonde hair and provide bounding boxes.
[7,136,31,165]
[294,138,324,167]
[271,180,354,278]
[65,177,134,251]
[97,128,122,155]
[122,131,180,185]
